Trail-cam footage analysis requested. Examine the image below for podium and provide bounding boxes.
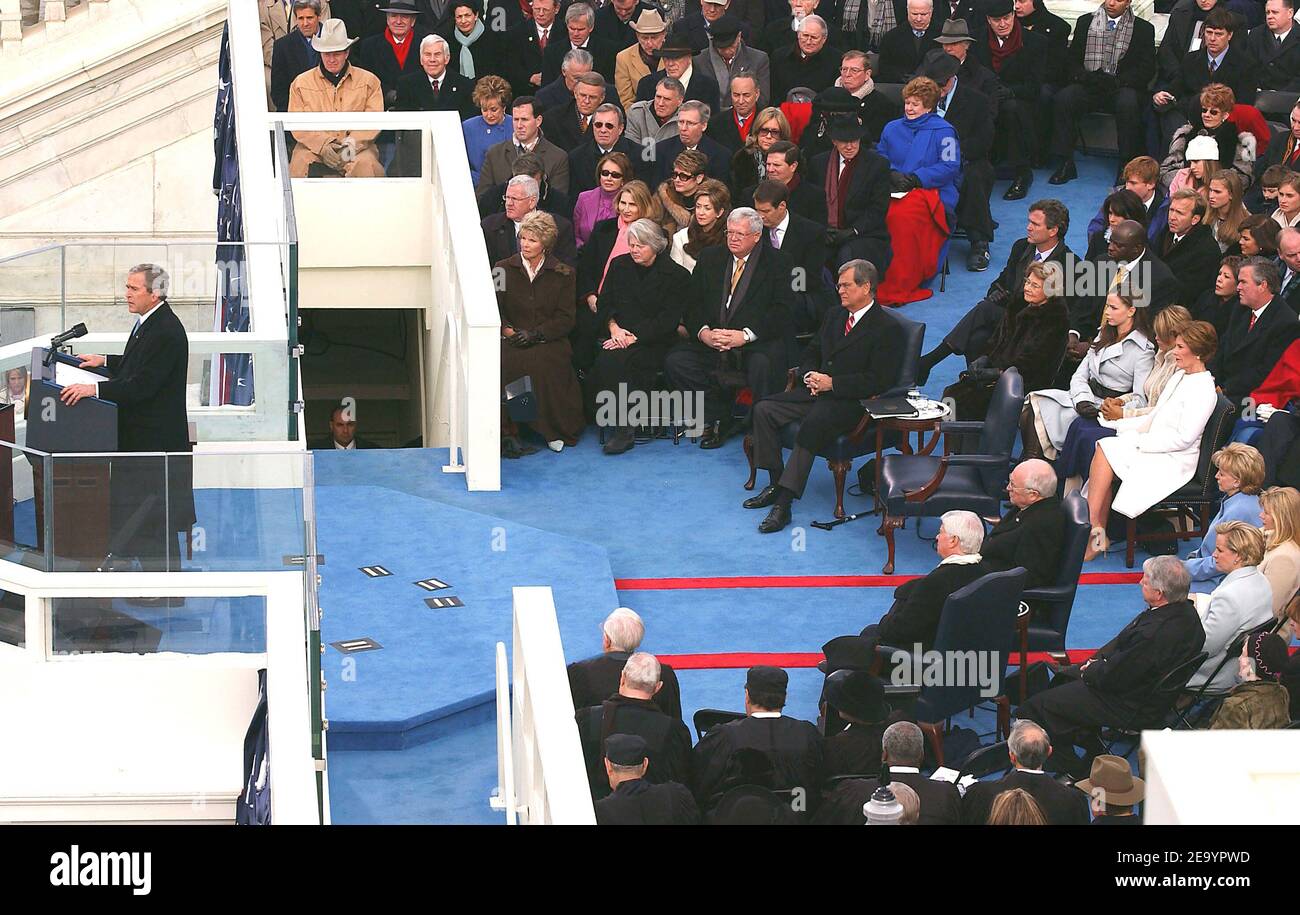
[26,348,117,566]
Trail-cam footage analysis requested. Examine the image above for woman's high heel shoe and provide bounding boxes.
[1083,525,1109,562]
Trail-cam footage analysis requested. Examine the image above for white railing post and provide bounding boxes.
[0,0,22,47]
[491,641,518,824]
[508,586,595,825]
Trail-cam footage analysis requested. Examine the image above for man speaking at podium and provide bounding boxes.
[59,264,194,572]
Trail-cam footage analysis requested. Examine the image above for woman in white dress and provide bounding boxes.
[1082,321,1220,560]
[1023,291,1155,461]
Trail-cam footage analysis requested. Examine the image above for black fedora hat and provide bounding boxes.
[825,669,890,723]
[818,634,874,674]
[656,33,697,58]
[919,47,960,84]
[378,2,421,13]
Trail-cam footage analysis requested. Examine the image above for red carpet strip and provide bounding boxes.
[616,573,1142,590]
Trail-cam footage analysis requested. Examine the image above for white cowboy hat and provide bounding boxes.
[311,18,357,53]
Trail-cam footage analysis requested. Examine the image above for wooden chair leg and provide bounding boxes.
[996,695,1011,741]
[743,433,757,490]
[919,720,944,768]
[829,458,850,519]
[1126,516,1136,569]
[186,530,193,561]
[881,515,900,574]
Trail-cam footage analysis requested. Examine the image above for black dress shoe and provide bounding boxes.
[966,243,990,272]
[700,420,732,450]
[744,484,781,509]
[758,503,792,533]
[1003,170,1032,200]
[603,427,635,455]
[1048,160,1077,185]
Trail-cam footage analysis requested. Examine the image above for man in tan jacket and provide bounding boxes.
[614,9,667,109]
[288,19,386,178]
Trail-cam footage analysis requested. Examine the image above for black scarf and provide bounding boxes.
[319,60,349,86]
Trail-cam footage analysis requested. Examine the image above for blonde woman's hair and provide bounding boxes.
[987,788,1047,825]
[1259,486,1300,551]
[1212,442,1266,495]
[1216,520,1266,567]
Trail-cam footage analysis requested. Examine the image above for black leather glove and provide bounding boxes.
[969,356,992,372]
[508,329,539,348]
[995,83,1014,102]
[888,170,913,193]
[385,89,398,109]
[1075,401,1100,419]
[825,227,856,247]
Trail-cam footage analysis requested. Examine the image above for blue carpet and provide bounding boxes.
[322,156,1139,821]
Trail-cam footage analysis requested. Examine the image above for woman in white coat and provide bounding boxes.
[1023,291,1156,461]
[1082,321,1220,560]
[1258,486,1300,632]
[1185,522,1276,693]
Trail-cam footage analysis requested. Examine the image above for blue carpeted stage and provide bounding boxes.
[323,155,1147,824]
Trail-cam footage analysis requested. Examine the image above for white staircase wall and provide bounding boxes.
[0,0,227,256]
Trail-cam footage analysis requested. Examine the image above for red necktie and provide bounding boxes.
[538,26,548,50]
[844,313,854,335]
[1250,313,1258,331]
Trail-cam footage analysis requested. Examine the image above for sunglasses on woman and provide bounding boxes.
[673,170,701,180]
[599,169,624,179]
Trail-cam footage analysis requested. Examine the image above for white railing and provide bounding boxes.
[1142,729,1300,825]
[497,586,594,825]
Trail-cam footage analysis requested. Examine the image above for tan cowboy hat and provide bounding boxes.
[311,18,357,53]
[629,9,668,34]
[1076,755,1146,806]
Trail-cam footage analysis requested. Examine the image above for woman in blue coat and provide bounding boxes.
[1187,443,1267,592]
[874,77,962,305]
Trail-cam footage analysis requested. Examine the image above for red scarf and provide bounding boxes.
[987,20,1023,73]
[735,109,756,143]
[518,0,533,19]
[385,27,413,70]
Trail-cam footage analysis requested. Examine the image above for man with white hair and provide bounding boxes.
[979,458,1066,594]
[541,2,619,85]
[1016,555,1206,779]
[393,33,476,118]
[575,651,693,799]
[877,0,943,83]
[771,14,839,103]
[666,207,797,450]
[962,720,1089,823]
[481,173,578,266]
[567,608,683,717]
[862,510,988,650]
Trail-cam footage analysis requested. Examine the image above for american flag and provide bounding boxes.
[213,24,254,407]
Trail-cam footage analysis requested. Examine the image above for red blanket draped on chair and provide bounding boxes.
[1252,338,1300,409]
[876,188,948,306]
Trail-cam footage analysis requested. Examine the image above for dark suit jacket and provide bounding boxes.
[542,98,603,152]
[1064,12,1156,92]
[1159,45,1258,118]
[594,778,701,824]
[535,75,620,113]
[541,35,619,85]
[476,180,572,221]
[809,147,891,241]
[814,769,962,825]
[1019,1,1071,85]
[481,210,577,267]
[567,651,683,719]
[962,769,1090,825]
[651,134,732,184]
[875,559,991,650]
[393,68,477,119]
[1078,599,1207,706]
[778,303,905,453]
[770,43,841,103]
[501,17,550,99]
[877,22,944,84]
[567,134,646,195]
[330,0,388,39]
[438,21,503,79]
[941,77,993,164]
[764,212,834,331]
[483,0,530,34]
[635,67,722,115]
[1156,4,1248,85]
[1068,253,1179,336]
[686,241,795,345]
[1248,23,1300,91]
[981,238,1075,311]
[99,301,191,453]
[822,721,887,779]
[270,31,318,113]
[355,28,430,101]
[981,495,1064,591]
[411,0,456,34]
[1213,296,1300,403]
[691,714,824,807]
[971,26,1047,104]
[594,1,661,50]
[706,108,759,152]
[1156,223,1223,308]
[576,694,693,799]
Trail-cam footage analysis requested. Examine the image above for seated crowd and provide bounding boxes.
[263,2,1300,820]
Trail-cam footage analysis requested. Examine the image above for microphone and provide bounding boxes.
[44,323,88,366]
[49,323,88,349]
